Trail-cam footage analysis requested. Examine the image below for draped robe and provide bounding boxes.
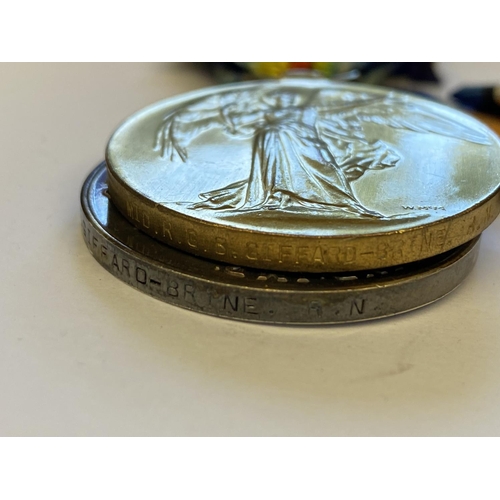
[192,105,381,217]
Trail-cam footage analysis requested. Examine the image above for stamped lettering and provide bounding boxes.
[223,295,238,312]
[215,237,227,256]
[350,298,366,315]
[183,284,196,302]
[309,301,323,317]
[162,221,173,241]
[135,267,147,284]
[187,229,198,248]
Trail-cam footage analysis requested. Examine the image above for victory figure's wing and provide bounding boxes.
[316,91,493,145]
[314,90,493,182]
[154,92,249,161]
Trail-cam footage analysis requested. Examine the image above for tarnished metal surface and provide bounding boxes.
[82,163,480,324]
[106,78,500,272]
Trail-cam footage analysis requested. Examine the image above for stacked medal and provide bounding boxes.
[81,78,500,324]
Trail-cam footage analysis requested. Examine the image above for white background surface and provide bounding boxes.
[1,62,500,436]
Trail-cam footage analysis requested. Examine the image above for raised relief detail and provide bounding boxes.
[154,86,491,219]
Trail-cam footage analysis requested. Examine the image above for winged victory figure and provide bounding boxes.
[154,86,492,219]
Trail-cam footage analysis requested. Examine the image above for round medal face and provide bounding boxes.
[106,78,500,272]
[82,163,480,324]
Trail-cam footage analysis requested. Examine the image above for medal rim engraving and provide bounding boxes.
[82,163,481,325]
